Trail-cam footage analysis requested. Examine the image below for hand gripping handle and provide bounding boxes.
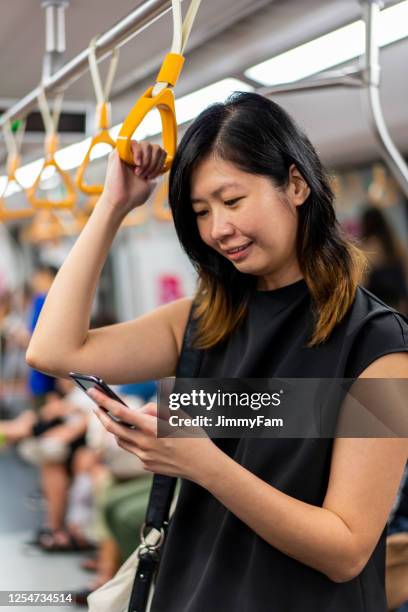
[116,54,184,172]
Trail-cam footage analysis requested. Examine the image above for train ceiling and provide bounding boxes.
[0,0,407,169]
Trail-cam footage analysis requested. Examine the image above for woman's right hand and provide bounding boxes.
[101,140,167,218]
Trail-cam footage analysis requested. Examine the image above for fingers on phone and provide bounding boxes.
[130,141,166,179]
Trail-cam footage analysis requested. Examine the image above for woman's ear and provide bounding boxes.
[287,164,311,206]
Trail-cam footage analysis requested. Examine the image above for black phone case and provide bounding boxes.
[69,372,135,428]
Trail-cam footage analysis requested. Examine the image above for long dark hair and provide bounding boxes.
[169,92,365,347]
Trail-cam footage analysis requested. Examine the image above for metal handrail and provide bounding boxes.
[0,0,173,128]
[361,0,408,199]
[259,0,408,199]
[2,0,407,198]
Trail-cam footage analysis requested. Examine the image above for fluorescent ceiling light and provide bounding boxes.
[111,77,254,141]
[1,78,253,198]
[245,0,408,86]
[175,78,254,124]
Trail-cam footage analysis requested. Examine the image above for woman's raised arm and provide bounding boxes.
[26,143,190,383]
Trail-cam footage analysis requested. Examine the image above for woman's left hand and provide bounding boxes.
[88,388,220,485]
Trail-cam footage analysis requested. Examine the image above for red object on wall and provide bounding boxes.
[158,274,184,304]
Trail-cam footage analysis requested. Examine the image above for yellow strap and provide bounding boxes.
[27,90,77,210]
[26,158,77,210]
[75,38,119,195]
[116,0,201,169]
[0,163,35,220]
[75,127,116,195]
[0,120,35,220]
[20,210,64,244]
[96,101,111,131]
[0,205,34,222]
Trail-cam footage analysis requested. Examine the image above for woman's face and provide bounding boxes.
[191,155,309,290]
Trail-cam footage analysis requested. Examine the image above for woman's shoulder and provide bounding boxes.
[343,286,408,378]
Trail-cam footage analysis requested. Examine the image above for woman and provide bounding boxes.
[27,92,408,611]
[360,206,408,315]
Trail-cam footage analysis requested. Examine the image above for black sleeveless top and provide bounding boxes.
[151,280,408,612]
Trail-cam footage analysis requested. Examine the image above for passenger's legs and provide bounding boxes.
[0,410,37,443]
[40,462,70,545]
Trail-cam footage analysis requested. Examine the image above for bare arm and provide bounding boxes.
[26,143,191,382]
[198,353,408,583]
[26,199,122,372]
[29,296,192,383]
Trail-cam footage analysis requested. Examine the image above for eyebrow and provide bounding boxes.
[191,182,244,205]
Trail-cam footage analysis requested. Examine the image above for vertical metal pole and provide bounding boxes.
[41,0,69,80]
[361,0,408,198]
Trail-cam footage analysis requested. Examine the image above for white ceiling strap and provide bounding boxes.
[152,0,202,96]
[88,36,120,105]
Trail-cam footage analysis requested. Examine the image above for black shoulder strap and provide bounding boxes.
[128,305,202,612]
[175,303,202,378]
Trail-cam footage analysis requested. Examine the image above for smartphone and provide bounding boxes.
[69,372,136,429]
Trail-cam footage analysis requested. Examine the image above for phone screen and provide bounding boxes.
[69,372,135,429]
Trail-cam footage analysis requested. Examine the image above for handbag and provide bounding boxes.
[87,495,178,612]
[88,306,202,612]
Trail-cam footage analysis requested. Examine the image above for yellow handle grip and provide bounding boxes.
[75,129,115,195]
[96,102,111,131]
[21,210,63,244]
[26,158,77,210]
[116,86,177,173]
[156,53,185,87]
[0,204,34,222]
[0,157,35,221]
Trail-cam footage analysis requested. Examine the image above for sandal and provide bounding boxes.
[25,527,53,547]
[80,556,98,572]
[38,529,96,553]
